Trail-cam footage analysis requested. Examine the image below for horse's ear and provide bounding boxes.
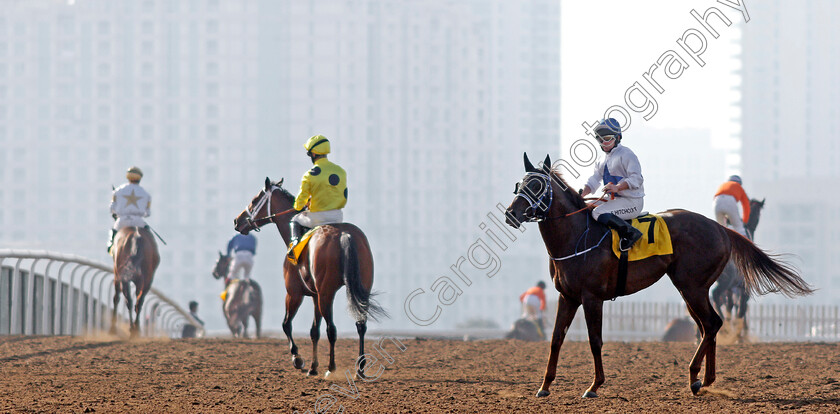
[761,198,766,206]
[523,153,535,172]
[264,177,271,191]
[542,154,552,173]
[278,177,284,186]
[218,251,223,257]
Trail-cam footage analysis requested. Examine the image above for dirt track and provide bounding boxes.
[1,336,839,413]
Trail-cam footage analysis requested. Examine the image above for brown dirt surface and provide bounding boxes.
[1,335,839,413]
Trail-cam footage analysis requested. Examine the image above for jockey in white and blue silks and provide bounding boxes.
[581,118,645,252]
[108,166,151,253]
[226,233,257,283]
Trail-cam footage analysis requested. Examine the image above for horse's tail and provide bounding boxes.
[726,228,814,297]
[340,232,387,322]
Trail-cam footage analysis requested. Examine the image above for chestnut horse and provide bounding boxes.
[505,153,812,398]
[212,252,263,338]
[110,226,160,337]
[234,178,385,378]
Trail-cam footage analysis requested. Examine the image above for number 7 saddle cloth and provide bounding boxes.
[610,213,673,261]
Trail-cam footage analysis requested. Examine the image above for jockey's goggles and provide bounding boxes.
[595,134,617,144]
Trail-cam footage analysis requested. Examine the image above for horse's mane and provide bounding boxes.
[548,169,587,210]
[272,181,296,204]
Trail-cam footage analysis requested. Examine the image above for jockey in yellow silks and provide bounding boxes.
[289,135,348,251]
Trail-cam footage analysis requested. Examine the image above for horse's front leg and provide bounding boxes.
[282,293,305,370]
[537,294,580,397]
[581,297,605,398]
[110,278,121,335]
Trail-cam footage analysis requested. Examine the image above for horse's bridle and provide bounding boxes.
[513,172,553,222]
[244,186,279,232]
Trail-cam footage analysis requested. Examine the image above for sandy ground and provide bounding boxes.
[1,335,839,413]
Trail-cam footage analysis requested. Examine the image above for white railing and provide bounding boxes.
[555,301,840,342]
[0,249,203,338]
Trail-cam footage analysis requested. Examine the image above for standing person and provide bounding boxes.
[182,300,204,339]
[288,135,348,254]
[520,281,548,339]
[713,175,750,237]
[108,166,151,254]
[580,118,645,251]
[226,233,257,284]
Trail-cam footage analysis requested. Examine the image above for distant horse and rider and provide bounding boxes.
[109,167,160,338]
[711,198,766,343]
[234,177,386,378]
[506,152,812,398]
[212,252,263,338]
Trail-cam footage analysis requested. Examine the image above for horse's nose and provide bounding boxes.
[504,210,520,229]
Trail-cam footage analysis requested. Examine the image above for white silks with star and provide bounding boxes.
[110,183,151,230]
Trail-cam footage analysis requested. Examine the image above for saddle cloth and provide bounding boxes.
[287,228,317,265]
[610,213,673,261]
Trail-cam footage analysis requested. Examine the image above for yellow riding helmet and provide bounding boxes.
[304,135,331,155]
[126,166,143,181]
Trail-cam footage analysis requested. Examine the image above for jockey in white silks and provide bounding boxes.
[581,118,645,252]
[226,233,257,284]
[108,166,151,253]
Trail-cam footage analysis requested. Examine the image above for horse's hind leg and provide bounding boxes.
[537,294,580,398]
[682,289,723,394]
[355,319,368,379]
[132,285,148,338]
[318,290,338,377]
[110,279,121,335]
[282,293,305,370]
[253,308,262,339]
[308,304,323,376]
[122,281,134,334]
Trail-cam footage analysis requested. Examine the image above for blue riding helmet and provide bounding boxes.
[594,118,622,140]
[728,175,742,185]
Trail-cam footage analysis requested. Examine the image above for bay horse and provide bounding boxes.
[233,177,386,378]
[110,226,160,338]
[711,198,765,342]
[212,252,263,338]
[505,153,812,398]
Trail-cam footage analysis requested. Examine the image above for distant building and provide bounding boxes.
[740,1,840,302]
[0,0,560,332]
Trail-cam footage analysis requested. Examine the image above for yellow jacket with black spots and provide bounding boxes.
[293,157,348,212]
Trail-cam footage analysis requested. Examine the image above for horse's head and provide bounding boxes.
[212,251,231,280]
[505,153,586,229]
[745,197,766,238]
[233,177,296,235]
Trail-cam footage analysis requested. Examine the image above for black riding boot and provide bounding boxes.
[289,221,304,247]
[597,213,642,251]
[107,229,117,254]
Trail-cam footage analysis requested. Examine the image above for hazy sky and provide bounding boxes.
[560,0,743,182]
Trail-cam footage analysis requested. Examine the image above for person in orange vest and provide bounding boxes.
[520,281,547,338]
[713,175,750,237]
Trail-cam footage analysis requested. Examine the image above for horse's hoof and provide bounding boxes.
[292,356,305,370]
[354,370,367,381]
[582,391,598,398]
[690,380,703,395]
[536,389,550,398]
[325,371,332,379]
[307,369,318,376]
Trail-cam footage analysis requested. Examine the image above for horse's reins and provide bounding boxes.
[560,192,610,218]
[245,185,289,231]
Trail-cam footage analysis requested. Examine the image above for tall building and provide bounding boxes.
[740,0,840,302]
[0,0,560,332]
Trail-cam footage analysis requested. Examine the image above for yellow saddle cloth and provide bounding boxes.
[287,228,317,265]
[610,213,673,261]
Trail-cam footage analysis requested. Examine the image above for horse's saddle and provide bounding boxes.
[610,213,673,261]
[287,228,318,265]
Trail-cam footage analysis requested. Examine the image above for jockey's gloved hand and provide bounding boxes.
[578,189,583,196]
[112,213,117,220]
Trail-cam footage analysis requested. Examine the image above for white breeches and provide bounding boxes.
[591,196,644,220]
[228,251,254,280]
[521,294,543,320]
[292,209,343,228]
[113,215,147,230]
[713,195,746,236]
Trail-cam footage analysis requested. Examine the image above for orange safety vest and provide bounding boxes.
[714,181,750,223]
[520,287,546,311]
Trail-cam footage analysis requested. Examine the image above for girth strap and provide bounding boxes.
[613,250,629,300]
